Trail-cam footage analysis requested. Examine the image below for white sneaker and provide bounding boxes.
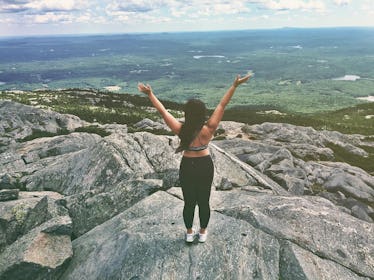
[185,230,196,243]
[198,230,208,243]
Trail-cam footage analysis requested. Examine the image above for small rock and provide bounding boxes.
[287,178,305,195]
[0,174,16,190]
[217,177,233,191]
[21,153,40,164]
[351,205,373,223]
[0,189,19,201]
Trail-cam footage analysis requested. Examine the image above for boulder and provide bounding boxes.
[213,132,374,222]
[0,189,19,201]
[321,130,368,157]
[0,171,25,192]
[216,177,234,191]
[236,121,370,162]
[0,191,68,252]
[279,241,369,280]
[60,191,280,280]
[214,191,374,278]
[66,178,164,237]
[131,132,181,188]
[0,100,86,148]
[22,133,142,194]
[342,197,374,222]
[134,118,168,131]
[98,123,128,135]
[0,216,72,280]
[322,164,374,204]
[60,189,374,279]
[210,144,258,189]
[0,173,21,190]
[2,125,263,196]
[19,132,101,161]
[211,143,288,195]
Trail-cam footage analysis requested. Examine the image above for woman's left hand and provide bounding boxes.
[233,74,252,87]
[138,83,152,95]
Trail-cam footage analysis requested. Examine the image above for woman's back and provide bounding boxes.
[182,125,212,158]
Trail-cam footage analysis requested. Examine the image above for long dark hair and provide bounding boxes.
[176,99,207,153]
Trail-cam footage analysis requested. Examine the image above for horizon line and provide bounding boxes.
[1,25,374,39]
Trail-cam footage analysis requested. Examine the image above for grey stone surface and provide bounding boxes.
[279,241,370,280]
[213,191,374,278]
[0,189,19,201]
[66,178,164,237]
[0,216,72,280]
[0,191,68,252]
[134,118,168,131]
[0,173,20,190]
[60,189,374,279]
[61,191,280,280]
[0,100,86,149]
[1,102,373,279]
[214,121,374,222]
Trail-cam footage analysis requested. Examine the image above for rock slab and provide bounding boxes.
[61,191,280,280]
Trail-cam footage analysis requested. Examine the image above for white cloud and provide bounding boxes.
[0,2,28,13]
[333,0,351,6]
[0,0,89,13]
[0,0,373,35]
[199,1,250,16]
[0,0,94,25]
[257,0,326,11]
[25,0,79,12]
[361,0,374,15]
[30,12,74,24]
[106,0,251,21]
[76,12,93,23]
[106,0,173,13]
[0,16,15,23]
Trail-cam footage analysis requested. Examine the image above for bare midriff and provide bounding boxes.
[182,148,210,158]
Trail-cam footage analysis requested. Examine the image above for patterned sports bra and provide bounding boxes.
[185,144,209,151]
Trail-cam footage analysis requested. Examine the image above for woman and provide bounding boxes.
[138,74,251,243]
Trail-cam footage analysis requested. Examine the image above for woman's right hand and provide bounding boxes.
[233,74,252,87]
[138,83,152,96]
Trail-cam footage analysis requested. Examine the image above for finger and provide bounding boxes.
[242,74,251,81]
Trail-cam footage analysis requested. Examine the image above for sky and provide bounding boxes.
[0,0,373,37]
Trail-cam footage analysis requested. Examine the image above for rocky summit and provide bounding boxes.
[0,100,373,280]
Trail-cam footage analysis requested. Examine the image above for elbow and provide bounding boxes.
[206,122,218,132]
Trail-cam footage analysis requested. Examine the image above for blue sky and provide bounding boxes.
[0,0,373,36]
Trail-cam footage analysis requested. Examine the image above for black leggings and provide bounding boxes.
[179,155,214,229]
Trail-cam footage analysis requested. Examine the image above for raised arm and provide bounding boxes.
[206,74,251,133]
[138,83,182,134]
